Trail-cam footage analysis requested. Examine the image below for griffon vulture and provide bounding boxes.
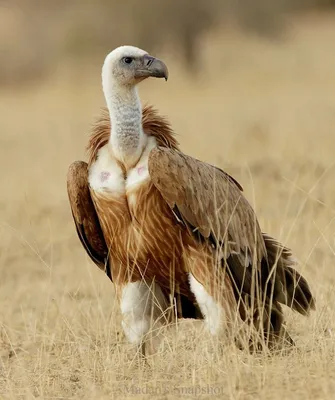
[67,46,315,355]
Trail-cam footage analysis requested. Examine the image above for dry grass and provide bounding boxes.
[1,13,335,399]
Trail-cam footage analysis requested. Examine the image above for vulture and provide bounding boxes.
[67,46,315,355]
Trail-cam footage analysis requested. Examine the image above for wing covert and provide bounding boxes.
[148,147,266,263]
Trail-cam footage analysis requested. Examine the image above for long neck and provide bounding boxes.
[103,80,145,168]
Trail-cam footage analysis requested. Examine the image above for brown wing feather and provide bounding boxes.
[67,161,111,280]
[148,147,265,263]
[263,234,315,314]
[147,148,293,346]
[148,148,315,327]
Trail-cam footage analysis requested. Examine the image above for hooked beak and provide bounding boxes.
[135,54,169,81]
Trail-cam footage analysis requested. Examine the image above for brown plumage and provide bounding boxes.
[67,161,111,278]
[68,105,315,351]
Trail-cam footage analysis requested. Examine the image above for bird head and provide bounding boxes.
[102,45,168,88]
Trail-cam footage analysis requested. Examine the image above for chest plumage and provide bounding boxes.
[88,136,187,290]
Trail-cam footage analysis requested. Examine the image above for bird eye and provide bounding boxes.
[123,57,133,64]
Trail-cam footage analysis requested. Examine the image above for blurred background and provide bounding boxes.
[1,1,335,397]
[1,0,335,84]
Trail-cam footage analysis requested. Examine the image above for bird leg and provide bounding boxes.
[119,279,172,357]
[188,272,247,348]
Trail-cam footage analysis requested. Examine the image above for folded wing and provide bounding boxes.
[148,147,266,267]
[148,147,315,320]
[67,161,112,280]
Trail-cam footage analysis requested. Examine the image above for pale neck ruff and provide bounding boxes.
[103,79,146,169]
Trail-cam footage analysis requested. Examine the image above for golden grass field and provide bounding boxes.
[1,13,335,399]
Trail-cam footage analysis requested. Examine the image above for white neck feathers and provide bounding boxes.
[102,72,145,168]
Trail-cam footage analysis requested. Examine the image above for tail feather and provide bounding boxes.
[226,233,315,352]
[263,234,316,315]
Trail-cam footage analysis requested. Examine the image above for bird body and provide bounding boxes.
[67,46,315,355]
[88,133,190,298]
